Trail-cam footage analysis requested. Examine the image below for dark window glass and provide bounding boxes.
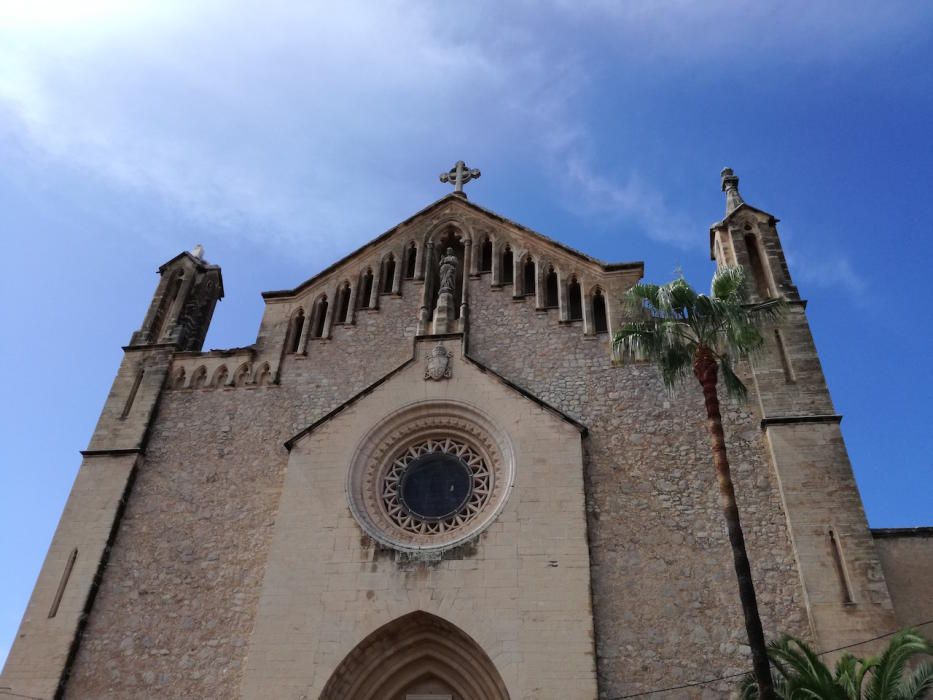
[382,256,395,293]
[569,278,583,320]
[359,270,373,308]
[545,268,559,308]
[523,257,535,296]
[405,244,417,278]
[480,238,492,272]
[400,453,473,521]
[593,291,608,333]
[502,247,513,285]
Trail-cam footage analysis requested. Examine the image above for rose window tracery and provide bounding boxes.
[382,438,491,535]
[346,402,514,552]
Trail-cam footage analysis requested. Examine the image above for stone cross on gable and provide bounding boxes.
[439,160,481,196]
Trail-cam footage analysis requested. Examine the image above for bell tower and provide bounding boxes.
[710,170,896,652]
[130,244,224,351]
[0,247,222,700]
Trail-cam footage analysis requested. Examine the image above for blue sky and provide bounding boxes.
[2,1,932,667]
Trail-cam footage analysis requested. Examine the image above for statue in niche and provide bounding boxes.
[438,247,459,294]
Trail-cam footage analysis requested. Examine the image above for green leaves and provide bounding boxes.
[740,630,933,700]
[612,265,785,399]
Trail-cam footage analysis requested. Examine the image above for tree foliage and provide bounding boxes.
[612,265,784,399]
[739,629,933,700]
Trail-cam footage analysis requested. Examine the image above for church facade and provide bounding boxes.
[3,168,930,699]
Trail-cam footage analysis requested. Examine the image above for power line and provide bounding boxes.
[0,690,46,700]
[606,617,933,700]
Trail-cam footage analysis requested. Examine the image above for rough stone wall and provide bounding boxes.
[65,294,423,698]
[466,276,811,699]
[59,203,827,699]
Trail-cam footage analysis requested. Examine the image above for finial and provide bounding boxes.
[721,167,744,215]
[190,244,204,259]
[439,160,481,198]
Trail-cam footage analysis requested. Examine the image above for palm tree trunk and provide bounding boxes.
[694,347,775,700]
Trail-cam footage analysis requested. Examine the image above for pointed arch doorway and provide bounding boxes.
[319,611,510,700]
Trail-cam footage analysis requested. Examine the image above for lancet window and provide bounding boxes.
[593,288,608,334]
[404,242,417,279]
[381,254,396,294]
[286,308,305,353]
[479,237,493,273]
[501,245,514,285]
[545,266,559,308]
[522,255,536,297]
[311,295,328,338]
[336,282,351,324]
[358,268,374,309]
[568,276,583,321]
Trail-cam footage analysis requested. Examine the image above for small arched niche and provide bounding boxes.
[320,611,510,700]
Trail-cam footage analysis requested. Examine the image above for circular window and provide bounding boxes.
[399,453,472,520]
[382,438,490,535]
[346,402,514,552]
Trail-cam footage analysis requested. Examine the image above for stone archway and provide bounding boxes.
[319,611,510,700]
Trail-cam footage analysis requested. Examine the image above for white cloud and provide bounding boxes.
[0,1,928,262]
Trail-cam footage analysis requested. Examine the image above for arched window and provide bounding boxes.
[336,282,351,324]
[480,237,493,273]
[568,277,583,321]
[501,246,514,285]
[593,288,608,334]
[545,266,559,308]
[358,268,374,309]
[254,363,271,386]
[233,363,251,387]
[744,233,772,299]
[190,366,207,389]
[211,365,228,388]
[171,367,186,389]
[381,254,395,294]
[312,295,328,338]
[404,242,417,279]
[286,309,304,353]
[523,256,536,297]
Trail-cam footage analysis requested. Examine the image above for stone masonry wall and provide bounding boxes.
[64,209,815,699]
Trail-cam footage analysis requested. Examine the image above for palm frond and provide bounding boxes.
[711,265,750,303]
[719,354,748,400]
[898,661,933,700]
[866,630,933,700]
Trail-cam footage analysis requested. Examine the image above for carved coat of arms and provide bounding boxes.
[424,344,453,381]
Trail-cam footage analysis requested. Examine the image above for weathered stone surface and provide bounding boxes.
[3,193,915,700]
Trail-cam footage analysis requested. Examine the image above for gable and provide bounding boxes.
[262,194,642,302]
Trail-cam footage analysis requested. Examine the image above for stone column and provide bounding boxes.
[460,239,472,321]
[512,253,522,298]
[491,242,502,287]
[418,241,435,334]
[414,240,426,281]
[297,307,312,353]
[321,289,336,338]
[558,274,569,322]
[370,266,382,310]
[392,249,403,294]
[535,259,546,310]
[345,285,358,325]
[582,283,594,335]
[470,237,481,276]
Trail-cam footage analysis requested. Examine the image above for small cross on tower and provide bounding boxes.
[439,160,481,197]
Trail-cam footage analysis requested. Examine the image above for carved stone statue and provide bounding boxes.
[438,247,459,294]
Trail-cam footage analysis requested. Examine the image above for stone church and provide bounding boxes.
[3,165,930,699]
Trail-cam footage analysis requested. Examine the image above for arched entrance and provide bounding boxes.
[319,611,510,700]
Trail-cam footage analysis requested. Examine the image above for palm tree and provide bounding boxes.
[739,629,933,699]
[613,265,784,700]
